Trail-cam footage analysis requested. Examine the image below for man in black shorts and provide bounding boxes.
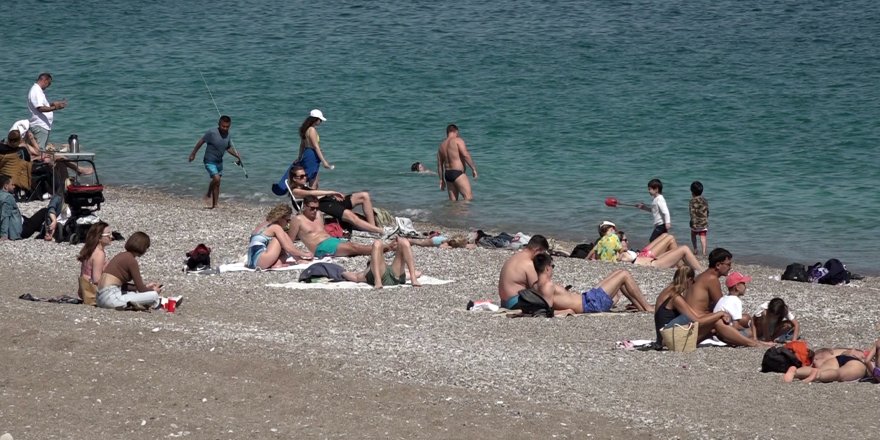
[287,165,396,238]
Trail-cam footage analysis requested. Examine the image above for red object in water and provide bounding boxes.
[605,197,619,207]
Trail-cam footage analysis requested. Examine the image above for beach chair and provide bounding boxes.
[284,178,304,213]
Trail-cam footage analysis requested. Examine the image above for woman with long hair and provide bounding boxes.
[96,232,165,309]
[76,221,112,305]
[753,297,800,342]
[653,266,730,346]
[247,204,313,270]
[294,109,333,188]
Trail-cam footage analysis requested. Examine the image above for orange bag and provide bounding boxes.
[784,340,812,367]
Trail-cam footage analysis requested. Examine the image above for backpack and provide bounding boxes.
[511,288,553,318]
[807,262,827,283]
[760,346,802,373]
[570,243,593,259]
[185,244,212,271]
[783,340,812,367]
[781,263,808,282]
[819,258,850,285]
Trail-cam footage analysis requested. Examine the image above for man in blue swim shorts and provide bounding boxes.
[290,195,392,257]
[531,254,654,314]
[188,115,242,209]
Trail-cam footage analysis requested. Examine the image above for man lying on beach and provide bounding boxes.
[532,253,654,314]
[289,195,389,258]
[688,248,770,347]
[342,236,421,289]
[498,235,550,309]
[287,165,396,237]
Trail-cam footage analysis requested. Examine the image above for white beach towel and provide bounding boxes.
[267,275,453,290]
[218,257,337,273]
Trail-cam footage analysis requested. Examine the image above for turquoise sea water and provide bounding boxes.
[2,0,879,273]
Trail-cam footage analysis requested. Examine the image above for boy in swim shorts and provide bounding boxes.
[689,181,709,256]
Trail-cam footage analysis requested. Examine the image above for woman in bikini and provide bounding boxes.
[76,221,112,305]
[784,345,875,383]
[653,267,731,347]
[247,204,313,270]
[617,231,704,272]
[293,109,332,188]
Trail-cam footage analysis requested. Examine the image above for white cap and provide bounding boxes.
[309,109,327,121]
[600,220,616,228]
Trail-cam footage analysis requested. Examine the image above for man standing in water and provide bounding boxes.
[188,115,242,209]
[437,124,477,201]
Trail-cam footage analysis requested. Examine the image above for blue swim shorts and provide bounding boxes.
[205,162,223,177]
[582,287,612,313]
[502,295,520,309]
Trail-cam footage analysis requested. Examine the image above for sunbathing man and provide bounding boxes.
[688,248,770,347]
[289,195,387,258]
[532,253,654,314]
[288,165,395,237]
[342,236,421,289]
[498,235,550,309]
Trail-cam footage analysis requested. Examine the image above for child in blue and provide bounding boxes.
[188,115,242,209]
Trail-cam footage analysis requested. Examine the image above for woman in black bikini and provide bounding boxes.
[783,346,873,383]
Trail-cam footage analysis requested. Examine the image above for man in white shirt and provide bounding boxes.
[27,73,67,150]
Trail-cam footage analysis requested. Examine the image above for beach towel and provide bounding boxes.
[19,293,83,304]
[218,257,336,273]
[267,275,452,290]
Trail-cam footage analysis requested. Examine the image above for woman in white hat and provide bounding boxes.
[294,109,333,188]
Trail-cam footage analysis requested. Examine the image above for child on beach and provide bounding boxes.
[713,272,753,336]
[689,181,709,256]
[752,297,800,343]
[636,178,671,242]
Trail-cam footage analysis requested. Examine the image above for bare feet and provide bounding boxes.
[783,366,797,383]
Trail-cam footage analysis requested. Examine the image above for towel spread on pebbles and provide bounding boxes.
[267,276,453,289]
[218,257,337,273]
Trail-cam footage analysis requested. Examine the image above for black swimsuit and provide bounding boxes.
[653,295,680,344]
[444,169,464,183]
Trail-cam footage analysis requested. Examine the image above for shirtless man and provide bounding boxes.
[289,195,382,258]
[498,235,550,309]
[437,124,477,201]
[688,248,769,347]
[533,254,653,314]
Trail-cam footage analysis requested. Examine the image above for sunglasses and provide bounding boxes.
[101,233,112,237]
[294,174,307,179]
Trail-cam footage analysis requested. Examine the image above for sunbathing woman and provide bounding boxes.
[76,221,112,306]
[654,267,731,346]
[617,231,703,272]
[247,204,313,270]
[96,232,164,310]
[409,234,476,249]
[783,345,874,383]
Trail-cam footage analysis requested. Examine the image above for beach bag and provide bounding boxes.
[819,258,850,285]
[806,262,827,283]
[78,277,97,306]
[185,244,212,271]
[660,322,698,352]
[783,340,812,367]
[373,207,395,227]
[569,243,593,259]
[511,287,553,318]
[781,263,808,282]
[324,220,344,238]
[760,346,802,373]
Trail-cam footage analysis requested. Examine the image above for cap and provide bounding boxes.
[600,221,616,228]
[309,109,327,121]
[725,272,752,288]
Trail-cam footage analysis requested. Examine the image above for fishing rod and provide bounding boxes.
[198,69,248,178]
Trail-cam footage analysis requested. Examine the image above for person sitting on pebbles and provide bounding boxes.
[96,231,181,310]
[498,235,551,309]
[590,221,703,272]
[532,253,654,314]
[342,236,421,289]
[246,204,313,270]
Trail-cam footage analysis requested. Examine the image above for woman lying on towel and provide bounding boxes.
[247,204,313,270]
[592,222,703,272]
[77,221,113,305]
[653,267,732,347]
[784,340,880,383]
[409,233,476,249]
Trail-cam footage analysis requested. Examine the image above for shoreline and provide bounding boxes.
[3,185,879,439]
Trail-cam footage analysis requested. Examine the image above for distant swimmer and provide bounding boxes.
[410,161,436,174]
[436,124,477,201]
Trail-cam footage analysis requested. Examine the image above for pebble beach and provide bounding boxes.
[1,186,879,439]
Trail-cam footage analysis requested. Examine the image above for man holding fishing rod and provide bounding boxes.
[188,115,242,209]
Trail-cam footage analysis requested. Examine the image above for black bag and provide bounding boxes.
[819,258,850,285]
[570,243,593,259]
[781,263,808,282]
[511,288,553,318]
[760,347,802,373]
[185,244,212,271]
